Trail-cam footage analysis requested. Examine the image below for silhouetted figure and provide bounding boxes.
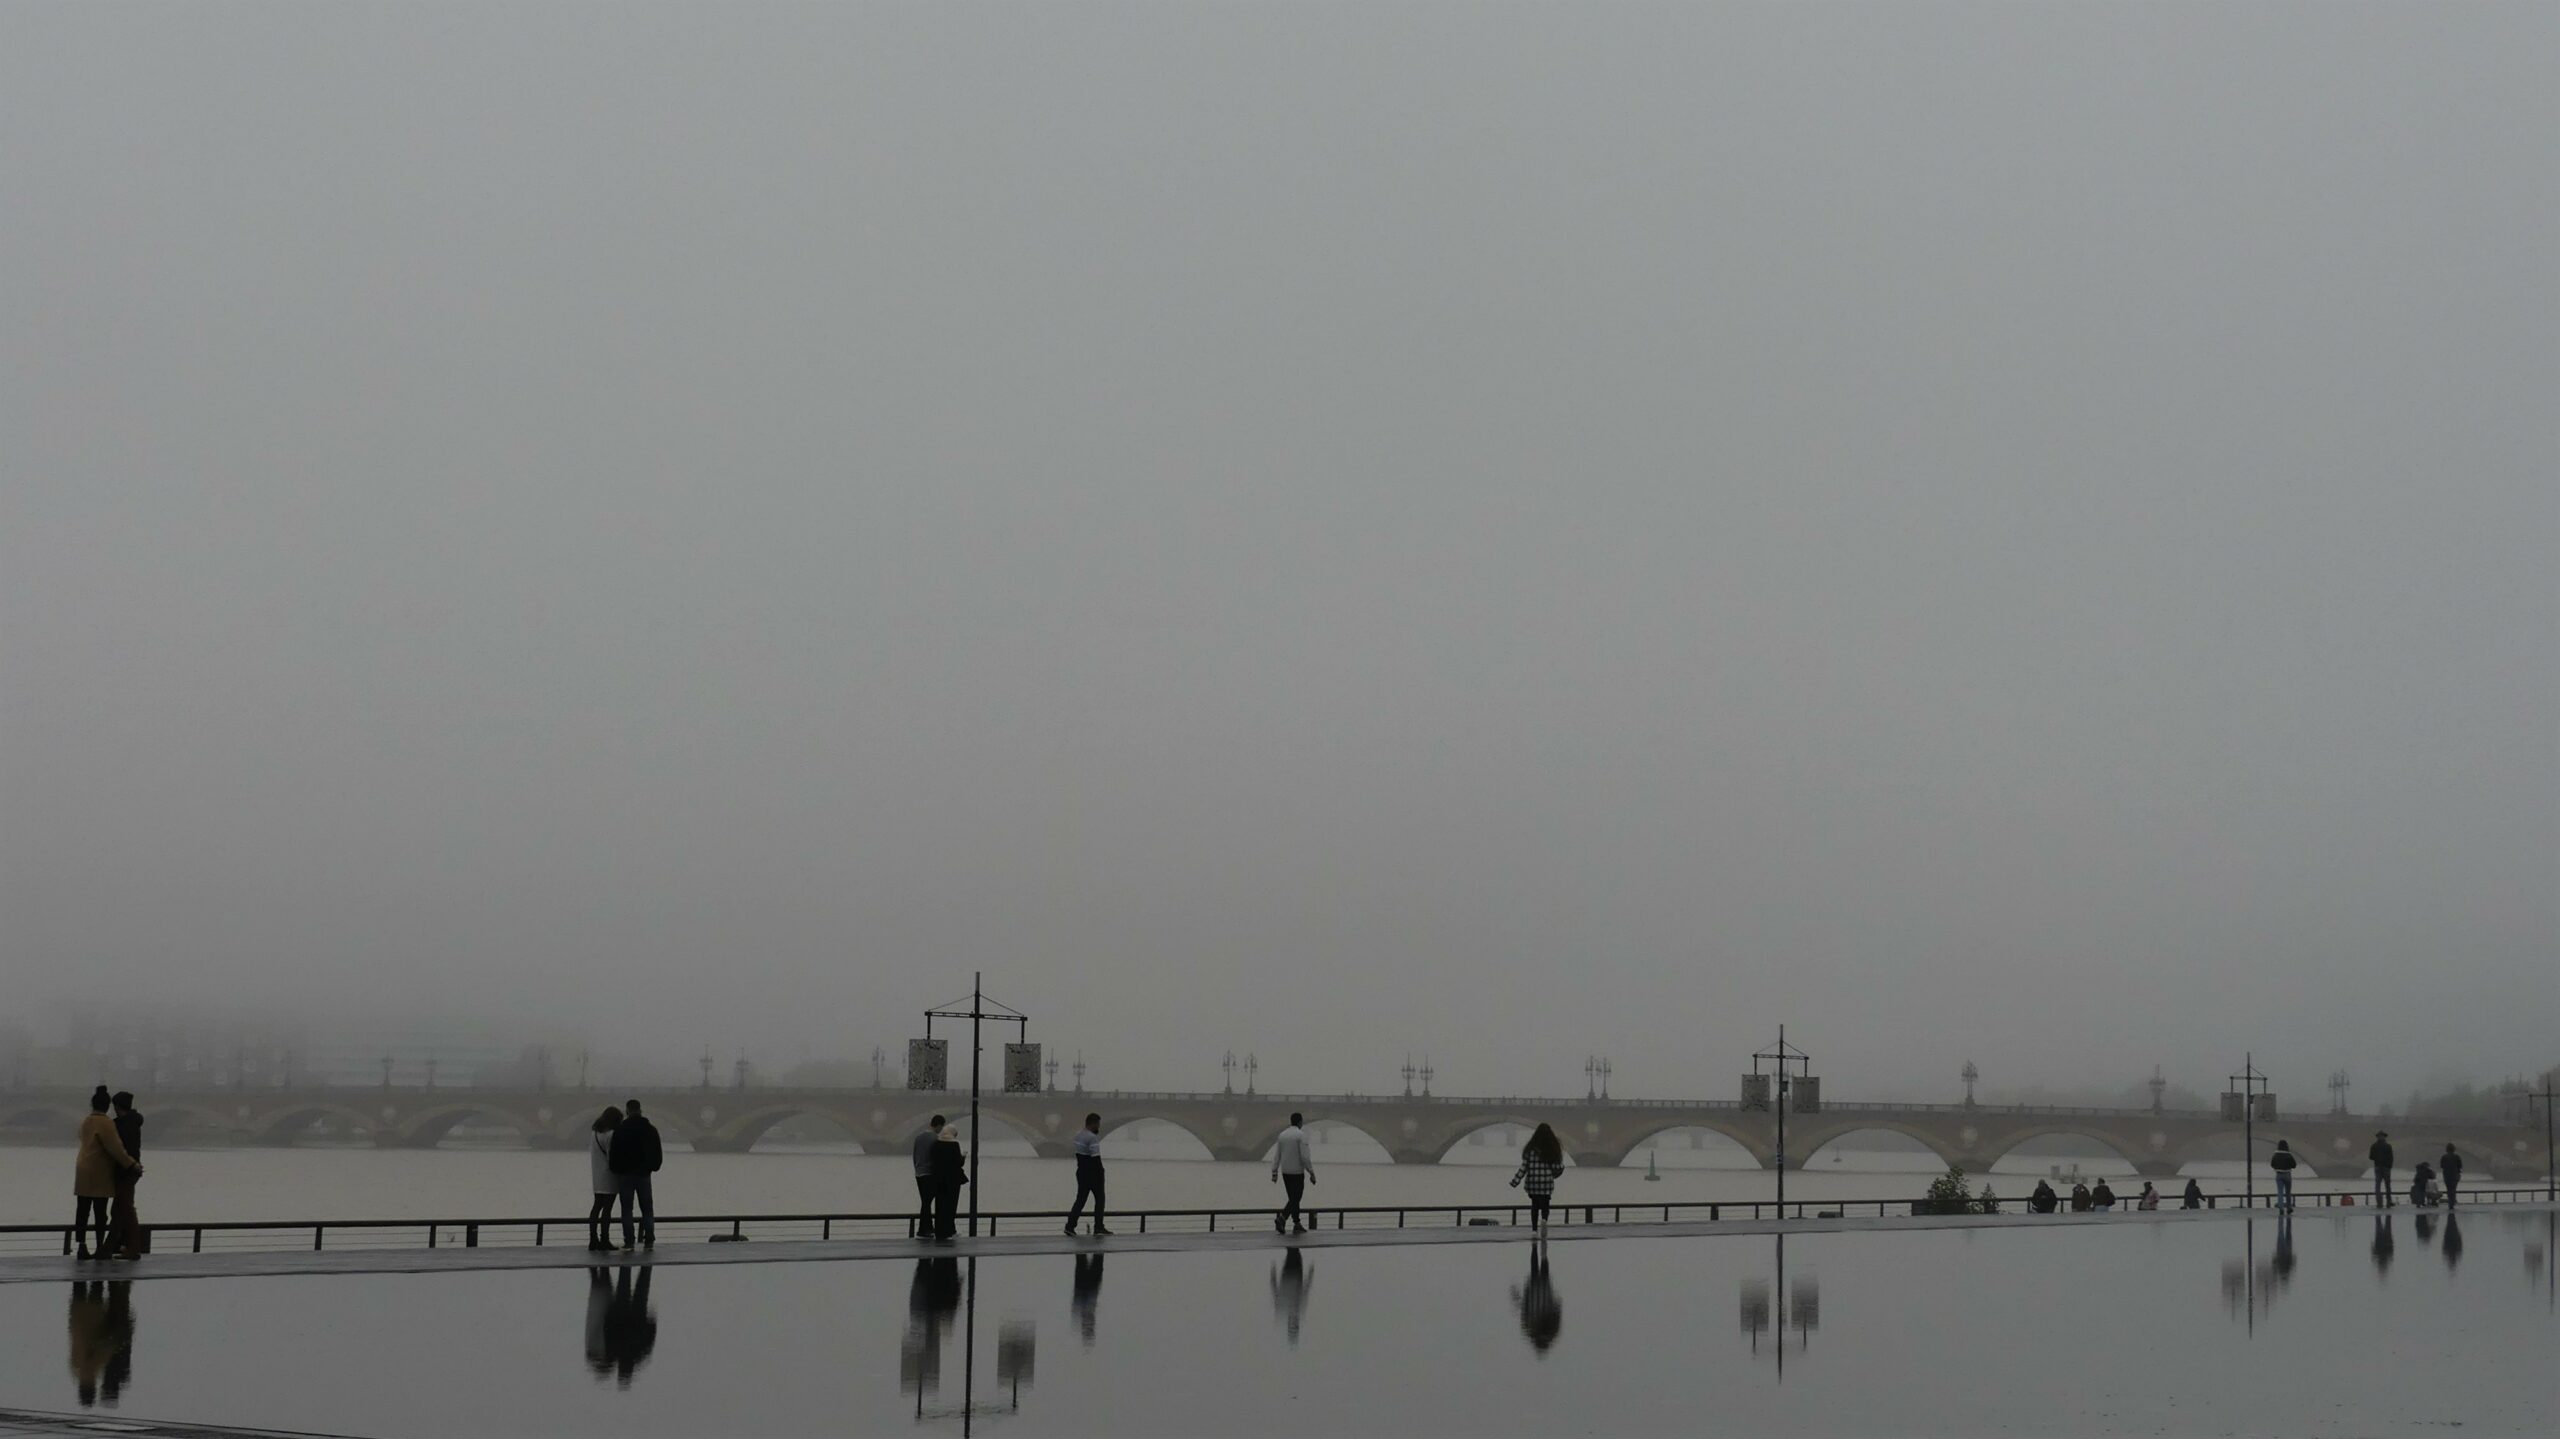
[911,1115,945,1239]
[586,1106,623,1251]
[72,1089,138,1261]
[2370,1214,2394,1277]
[2069,1181,2092,1213]
[2091,1180,2117,1211]
[66,1281,134,1408]
[582,1266,657,1388]
[2440,1214,2463,1273]
[1509,1122,1564,1234]
[2368,1131,2394,1208]
[2269,1140,2298,1211]
[1512,1246,1562,1355]
[2270,1215,2296,1286]
[1066,1112,1111,1236]
[2030,1179,2058,1213]
[2182,1178,2205,1210]
[1270,1112,1315,1234]
[107,1093,146,1259]
[929,1125,967,1241]
[1271,1248,1312,1347]
[1070,1252,1103,1346]
[2410,1160,2437,1208]
[902,1255,964,1398]
[2438,1145,2463,1208]
[608,1099,663,1249]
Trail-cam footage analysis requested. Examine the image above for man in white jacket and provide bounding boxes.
[1270,1113,1316,1234]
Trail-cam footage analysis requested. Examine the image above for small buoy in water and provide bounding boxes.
[1644,1151,1662,1182]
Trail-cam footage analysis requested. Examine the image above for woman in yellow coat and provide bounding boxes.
[73,1087,139,1261]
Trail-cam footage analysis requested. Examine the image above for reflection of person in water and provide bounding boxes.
[2440,1214,2463,1274]
[1512,1247,1562,1355]
[66,1281,135,1408]
[1270,1248,1312,1347]
[1071,1252,1104,1347]
[2370,1215,2394,1278]
[902,1255,964,1399]
[582,1266,657,1388]
[2269,1216,2296,1288]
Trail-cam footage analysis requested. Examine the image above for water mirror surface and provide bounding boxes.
[5,1209,2553,1437]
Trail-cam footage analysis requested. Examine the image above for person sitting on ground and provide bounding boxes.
[2069,1180,2093,1212]
[2409,1160,2436,1208]
[2030,1179,2058,1214]
[2182,1178,2205,1210]
[2135,1181,2160,1211]
[2091,1179,2117,1211]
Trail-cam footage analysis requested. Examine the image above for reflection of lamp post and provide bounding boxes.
[1961,1061,1979,1108]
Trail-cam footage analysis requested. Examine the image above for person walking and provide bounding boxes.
[1508,1122,1564,1235]
[1270,1112,1315,1235]
[2182,1178,2205,1210]
[2368,1131,2394,1208]
[2269,1140,2298,1212]
[911,1115,946,1239]
[2437,1144,2463,1208]
[1065,1113,1112,1236]
[586,1106,623,1252]
[929,1124,968,1241]
[72,1089,139,1262]
[607,1098,663,1250]
[105,1093,146,1260]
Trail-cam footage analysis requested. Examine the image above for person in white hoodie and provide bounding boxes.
[1270,1113,1316,1234]
[586,1106,623,1252]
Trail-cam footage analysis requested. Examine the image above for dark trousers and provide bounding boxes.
[74,1196,109,1256]
[616,1174,655,1246]
[1276,1172,1305,1230]
[107,1173,143,1256]
[933,1181,961,1240]
[1527,1192,1552,1229]
[2442,1172,2460,1207]
[2372,1167,2392,1206]
[914,1176,937,1238]
[587,1192,616,1246]
[1068,1158,1106,1231]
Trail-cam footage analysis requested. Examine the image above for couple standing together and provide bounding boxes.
[585,1100,665,1251]
[910,1115,970,1241]
[72,1088,147,1261]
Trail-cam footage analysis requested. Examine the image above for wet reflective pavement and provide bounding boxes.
[0,1209,2550,1437]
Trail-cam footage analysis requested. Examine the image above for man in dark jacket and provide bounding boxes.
[2269,1140,2298,1211]
[2368,1132,2394,1208]
[2437,1144,2463,1208]
[906,1116,936,1239]
[107,1093,145,1259]
[608,1099,665,1249]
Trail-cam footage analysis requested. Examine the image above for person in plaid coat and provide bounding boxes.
[1510,1122,1565,1235]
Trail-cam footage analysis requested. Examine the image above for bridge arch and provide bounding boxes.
[0,1102,81,1133]
[1415,1116,1588,1166]
[1978,1124,2157,1177]
[1600,1115,1775,1170]
[387,1103,550,1149]
[701,1103,877,1154]
[1794,1121,1968,1172]
[248,1102,386,1145]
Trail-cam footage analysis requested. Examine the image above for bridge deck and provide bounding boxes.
[10,1200,2543,1287]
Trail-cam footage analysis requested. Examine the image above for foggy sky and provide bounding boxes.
[4,3,2553,1105]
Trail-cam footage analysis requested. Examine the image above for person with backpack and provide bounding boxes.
[607,1098,664,1249]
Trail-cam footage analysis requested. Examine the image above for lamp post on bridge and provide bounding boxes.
[2328,1070,2350,1117]
[1072,1052,1086,1094]
[1245,1053,1258,1096]
[1961,1061,1978,1108]
[1402,1056,1417,1098]
[1585,1056,1599,1101]
[871,1046,885,1090]
[1222,1051,1237,1095]
[1420,1058,1434,1099]
[2512,1073,2557,1203]
[698,1049,714,1092]
[2148,1065,2167,1115]
[1045,1056,1060,1093]
[1598,1058,1611,1101]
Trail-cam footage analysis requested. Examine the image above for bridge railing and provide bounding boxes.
[2,1186,2546,1259]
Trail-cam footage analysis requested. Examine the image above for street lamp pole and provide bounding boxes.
[925,974,1029,1239]
[1752,1027,1813,1218]
[2228,1055,2270,1209]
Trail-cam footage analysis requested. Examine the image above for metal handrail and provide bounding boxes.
[2,1186,2544,1257]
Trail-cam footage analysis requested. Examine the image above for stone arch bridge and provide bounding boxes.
[1,1087,2546,1180]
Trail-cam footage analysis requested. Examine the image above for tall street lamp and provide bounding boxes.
[923,975,1031,1239]
[2225,1056,2272,1209]
[1748,1027,1816,1217]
